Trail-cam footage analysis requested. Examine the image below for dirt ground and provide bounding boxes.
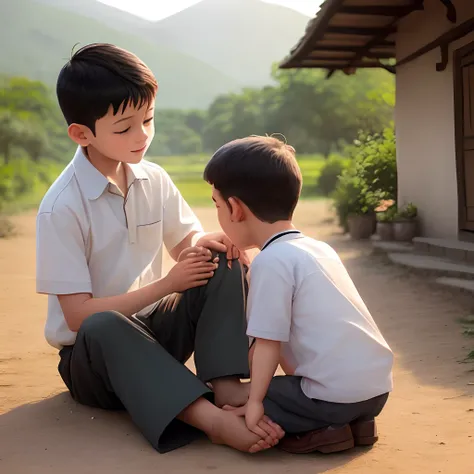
[0,200,473,474]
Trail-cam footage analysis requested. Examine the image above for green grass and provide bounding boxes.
[150,154,326,206]
[1,153,326,217]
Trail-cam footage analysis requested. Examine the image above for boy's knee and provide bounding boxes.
[80,310,126,337]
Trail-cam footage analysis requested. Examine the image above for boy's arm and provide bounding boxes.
[160,169,242,263]
[57,280,171,332]
[248,338,281,403]
[241,254,293,431]
[57,251,217,331]
[36,207,215,332]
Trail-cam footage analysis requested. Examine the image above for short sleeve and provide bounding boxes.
[36,208,92,295]
[161,169,203,251]
[246,255,294,342]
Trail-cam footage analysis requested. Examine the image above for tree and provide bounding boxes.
[0,109,23,163]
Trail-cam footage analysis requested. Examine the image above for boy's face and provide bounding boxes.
[69,99,155,163]
[211,187,254,250]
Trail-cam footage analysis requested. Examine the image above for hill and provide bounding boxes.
[33,0,150,31]
[142,0,310,86]
[1,0,241,110]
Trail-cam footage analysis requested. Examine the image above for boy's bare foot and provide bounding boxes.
[211,377,250,408]
[209,410,283,453]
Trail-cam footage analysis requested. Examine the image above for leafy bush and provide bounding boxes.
[332,127,397,230]
[316,154,348,196]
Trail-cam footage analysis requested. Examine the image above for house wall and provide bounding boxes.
[396,0,474,238]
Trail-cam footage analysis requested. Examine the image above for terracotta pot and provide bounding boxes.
[393,220,417,242]
[347,214,375,240]
[376,222,394,241]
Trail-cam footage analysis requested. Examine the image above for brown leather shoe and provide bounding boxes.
[278,424,354,454]
[350,419,378,446]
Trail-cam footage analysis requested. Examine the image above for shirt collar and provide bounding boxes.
[261,230,303,251]
[72,147,149,201]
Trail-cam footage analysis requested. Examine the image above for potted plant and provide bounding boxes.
[375,200,397,241]
[346,190,381,240]
[393,203,418,241]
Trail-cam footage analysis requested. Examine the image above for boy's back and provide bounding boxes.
[246,231,393,404]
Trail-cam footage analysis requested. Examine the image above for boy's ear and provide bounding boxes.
[228,197,246,222]
[68,123,93,146]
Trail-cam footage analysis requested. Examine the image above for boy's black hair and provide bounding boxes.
[56,43,158,134]
[204,136,302,223]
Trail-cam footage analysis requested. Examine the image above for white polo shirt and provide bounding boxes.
[36,147,202,349]
[246,231,394,404]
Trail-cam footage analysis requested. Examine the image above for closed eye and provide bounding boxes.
[115,127,130,135]
[144,117,154,124]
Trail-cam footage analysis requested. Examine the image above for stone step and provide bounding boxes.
[413,237,474,263]
[372,240,414,253]
[388,252,474,278]
[436,277,474,292]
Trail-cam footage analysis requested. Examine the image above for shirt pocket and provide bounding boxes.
[136,212,163,253]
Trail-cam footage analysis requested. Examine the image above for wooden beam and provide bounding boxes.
[339,5,423,17]
[439,0,457,23]
[345,0,423,70]
[302,63,396,74]
[301,60,387,68]
[280,0,347,68]
[326,26,396,36]
[309,49,394,59]
[397,17,474,70]
[310,45,394,53]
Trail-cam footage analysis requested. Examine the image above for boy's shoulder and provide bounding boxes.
[252,236,339,275]
[37,160,78,216]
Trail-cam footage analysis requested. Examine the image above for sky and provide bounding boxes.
[98,0,323,21]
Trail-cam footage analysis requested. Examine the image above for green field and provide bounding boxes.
[151,154,326,206]
[2,153,326,215]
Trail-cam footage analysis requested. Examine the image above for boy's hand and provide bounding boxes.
[195,232,249,268]
[165,254,218,293]
[223,401,284,442]
[178,246,218,263]
[244,400,265,433]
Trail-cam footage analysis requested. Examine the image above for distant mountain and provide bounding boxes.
[1,0,241,109]
[33,0,150,32]
[32,0,311,87]
[142,0,311,86]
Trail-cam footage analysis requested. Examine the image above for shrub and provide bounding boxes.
[316,154,348,196]
[332,127,397,230]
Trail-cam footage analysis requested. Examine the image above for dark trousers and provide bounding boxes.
[58,255,250,453]
[264,376,389,434]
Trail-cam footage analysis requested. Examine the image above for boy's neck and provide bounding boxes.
[85,146,123,180]
[252,220,296,250]
[84,146,127,195]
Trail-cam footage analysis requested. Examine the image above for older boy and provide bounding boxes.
[204,136,394,454]
[36,44,283,454]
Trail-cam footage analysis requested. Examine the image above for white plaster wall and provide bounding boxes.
[395,0,474,237]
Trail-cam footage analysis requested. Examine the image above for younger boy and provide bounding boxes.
[204,136,394,454]
[36,44,284,455]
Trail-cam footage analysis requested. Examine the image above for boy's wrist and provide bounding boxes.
[155,275,174,296]
[248,394,264,404]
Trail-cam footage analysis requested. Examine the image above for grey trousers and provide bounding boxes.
[264,375,389,434]
[58,254,250,453]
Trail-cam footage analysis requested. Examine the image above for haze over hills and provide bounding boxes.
[141,0,311,86]
[2,0,311,109]
[33,0,150,31]
[2,0,241,109]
